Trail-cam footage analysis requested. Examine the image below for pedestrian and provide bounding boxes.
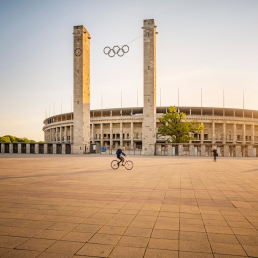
[212,148,218,162]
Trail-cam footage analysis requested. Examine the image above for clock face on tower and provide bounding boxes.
[75,48,82,56]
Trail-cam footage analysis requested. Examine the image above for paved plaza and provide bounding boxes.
[0,155,258,258]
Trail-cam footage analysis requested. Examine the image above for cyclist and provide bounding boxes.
[116,147,127,166]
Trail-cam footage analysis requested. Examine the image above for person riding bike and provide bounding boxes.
[116,147,127,166]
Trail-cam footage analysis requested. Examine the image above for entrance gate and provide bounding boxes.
[13,143,18,153]
[66,144,71,154]
[56,144,62,154]
[48,144,53,154]
[4,143,9,153]
[30,144,35,154]
[21,144,26,153]
[39,144,44,154]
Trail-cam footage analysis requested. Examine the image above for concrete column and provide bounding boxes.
[167,145,172,156]
[201,145,206,156]
[131,122,134,149]
[251,124,255,144]
[242,124,246,144]
[53,144,56,154]
[100,123,103,146]
[178,145,183,156]
[212,122,215,143]
[44,144,47,154]
[224,145,229,157]
[60,127,62,142]
[64,126,67,142]
[92,124,95,144]
[189,145,195,156]
[110,123,113,149]
[156,144,161,155]
[18,143,21,154]
[200,122,204,144]
[0,143,4,153]
[235,145,242,157]
[62,144,66,154]
[233,124,237,143]
[35,143,39,154]
[223,123,226,144]
[9,143,13,154]
[120,122,123,147]
[247,145,253,157]
[242,146,246,157]
[26,143,30,154]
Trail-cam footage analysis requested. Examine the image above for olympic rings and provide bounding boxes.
[103,45,130,57]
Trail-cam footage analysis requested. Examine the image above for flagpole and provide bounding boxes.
[160,88,161,107]
[201,88,202,108]
[243,91,244,109]
[178,87,179,111]
[137,89,138,107]
[101,92,103,109]
[223,89,225,108]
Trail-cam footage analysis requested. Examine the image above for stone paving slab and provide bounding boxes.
[0,154,258,257]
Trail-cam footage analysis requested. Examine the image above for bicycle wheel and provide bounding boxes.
[111,160,119,170]
[124,160,133,170]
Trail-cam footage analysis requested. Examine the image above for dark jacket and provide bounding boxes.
[116,149,126,158]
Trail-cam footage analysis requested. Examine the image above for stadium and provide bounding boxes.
[42,106,258,157]
[2,19,258,157]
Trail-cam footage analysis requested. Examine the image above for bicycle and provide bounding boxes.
[111,156,133,170]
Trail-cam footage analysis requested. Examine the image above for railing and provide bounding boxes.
[100,148,142,155]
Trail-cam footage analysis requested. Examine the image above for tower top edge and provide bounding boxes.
[73,25,90,34]
[143,19,155,22]
[143,19,156,27]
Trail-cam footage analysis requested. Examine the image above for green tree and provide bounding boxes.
[0,136,11,142]
[0,135,39,143]
[158,106,204,143]
[21,137,30,143]
[5,135,16,142]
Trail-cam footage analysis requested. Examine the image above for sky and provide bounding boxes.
[0,0,258,141]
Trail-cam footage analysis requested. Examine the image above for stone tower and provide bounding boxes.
[142,19,157,155]
[73,25,91,154]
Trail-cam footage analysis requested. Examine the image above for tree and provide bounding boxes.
[21,137,30,143]
[158,106,204,143]
[0,136,11,142]
[5,135,16,142]
[0,135,38,143]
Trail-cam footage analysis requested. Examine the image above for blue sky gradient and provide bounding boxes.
[0,0,258,140]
